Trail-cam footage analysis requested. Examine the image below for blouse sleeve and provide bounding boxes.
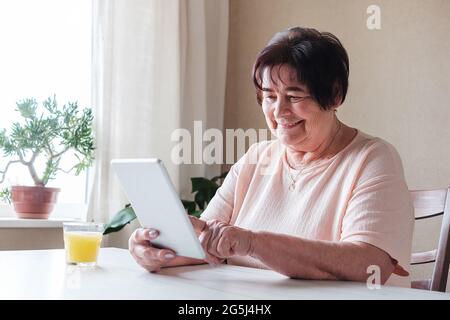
[199,164,239,223]
[199,144,252,223]
[340,139,414,272]
[199,140,265,223]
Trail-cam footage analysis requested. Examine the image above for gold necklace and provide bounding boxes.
[286,120,342,191]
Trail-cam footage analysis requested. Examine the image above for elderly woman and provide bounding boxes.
[129,27,414,287]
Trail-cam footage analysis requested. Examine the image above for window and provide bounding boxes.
[0,0,92,219]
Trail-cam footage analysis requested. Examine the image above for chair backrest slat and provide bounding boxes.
[411,189,446,219]
[411,249,437,265]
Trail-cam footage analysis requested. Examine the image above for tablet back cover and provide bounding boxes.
[111,159,205,259]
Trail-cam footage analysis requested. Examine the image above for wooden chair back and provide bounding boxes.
[410,188,450,292]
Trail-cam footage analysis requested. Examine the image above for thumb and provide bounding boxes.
[393,264,409,277]
[391,258,409,277]
[189,215,207,235]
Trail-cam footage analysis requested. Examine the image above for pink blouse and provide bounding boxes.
[201,130,414,287]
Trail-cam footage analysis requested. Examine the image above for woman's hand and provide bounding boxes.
[128,228,177,273]
[188,215,226,266]
[199,219,255,259]
[129,216,224,273]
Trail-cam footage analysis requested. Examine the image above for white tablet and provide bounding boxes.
[111,158,206,260]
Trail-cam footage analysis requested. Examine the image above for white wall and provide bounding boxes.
[0,229,63,250]
[0,225,125,250]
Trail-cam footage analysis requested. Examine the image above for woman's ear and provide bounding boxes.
[331,81,344,108]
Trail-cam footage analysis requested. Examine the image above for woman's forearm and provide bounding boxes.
[249,231,395,283]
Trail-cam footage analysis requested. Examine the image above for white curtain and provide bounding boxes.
[88,0,228,247]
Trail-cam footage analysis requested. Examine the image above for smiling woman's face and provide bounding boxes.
[261,64,337,152]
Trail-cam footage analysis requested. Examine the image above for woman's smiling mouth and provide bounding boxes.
[276,119,304,129]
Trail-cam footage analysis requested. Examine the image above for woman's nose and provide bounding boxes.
[273,98,290,118]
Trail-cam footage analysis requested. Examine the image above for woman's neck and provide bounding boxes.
[285,119,354,169]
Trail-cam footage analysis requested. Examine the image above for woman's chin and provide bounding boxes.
[277,133,303,147]
[275,122,304,138]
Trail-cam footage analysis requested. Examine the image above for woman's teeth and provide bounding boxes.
[278,120,303,129]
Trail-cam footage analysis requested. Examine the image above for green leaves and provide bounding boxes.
[41,158,60,186]
[43,95,58,114]
[0,129,15,156]
[0,187,11,204]
[191,177,219,210]
[103,205,137,235]
[16,98,38,120]
[181,200,196,214]
[0,95,95,186]
[181,172,229,215]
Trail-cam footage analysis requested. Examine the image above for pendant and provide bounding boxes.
[288,182,296,191]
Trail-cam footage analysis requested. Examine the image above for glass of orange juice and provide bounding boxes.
[63,222,104,267]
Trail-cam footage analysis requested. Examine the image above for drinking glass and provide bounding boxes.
[63,222,104,267]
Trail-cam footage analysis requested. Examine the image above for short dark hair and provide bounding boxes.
[252,27,349,110]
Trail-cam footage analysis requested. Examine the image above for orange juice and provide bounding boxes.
[64,231,103,265]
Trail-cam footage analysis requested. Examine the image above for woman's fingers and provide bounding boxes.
[202,220,234,258]
[134,243,176,262]
[201,221,252,258]
[135,255,162,273]
[133,245,176,272]
[129,228,156,254]
[207,222,229,258]
[143,265,161,273]
[189,215,207,235]
[199,228,223,266]
[217,233,233,257]
[393,263,410,277]
[129,227,176,273]
[133,228,159,244]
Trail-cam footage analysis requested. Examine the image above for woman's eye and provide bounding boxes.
[264,96,276,102]
[288,96,301,102]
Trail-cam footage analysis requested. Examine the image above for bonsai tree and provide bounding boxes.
[103,171,228,235]
[0,95,94,197]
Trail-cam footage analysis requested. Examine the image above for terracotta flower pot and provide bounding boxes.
[11,186,61,219]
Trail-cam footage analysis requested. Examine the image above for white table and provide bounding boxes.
[1,248,449,300]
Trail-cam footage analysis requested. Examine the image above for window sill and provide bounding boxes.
[0,217,80,228]
[0,203,88,224]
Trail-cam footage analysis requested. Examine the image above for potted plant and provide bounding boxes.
[103,171,228,234]
[0,95,94,219]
